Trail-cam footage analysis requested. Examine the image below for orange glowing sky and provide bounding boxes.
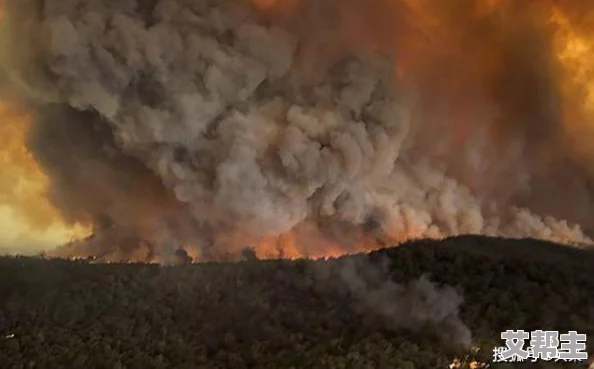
[1,0,594,257]
[0,102,90,254]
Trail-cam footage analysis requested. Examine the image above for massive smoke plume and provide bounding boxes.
[1,0,594,260]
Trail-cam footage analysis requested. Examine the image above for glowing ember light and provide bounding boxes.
[0,102,91,254]
[551,8,594,112]
[549,6,594,160]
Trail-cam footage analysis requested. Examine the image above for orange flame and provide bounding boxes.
[0,101,90,254]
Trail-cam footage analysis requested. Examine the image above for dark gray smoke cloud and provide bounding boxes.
[27,105,171,228]
[0,0,593,262]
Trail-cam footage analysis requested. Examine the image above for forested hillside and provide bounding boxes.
[1,236,593,368]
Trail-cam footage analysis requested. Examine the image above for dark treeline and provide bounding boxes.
[1,235,593,368]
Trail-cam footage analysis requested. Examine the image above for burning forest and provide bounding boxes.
[2,1,594,367]
[0,0,594,261]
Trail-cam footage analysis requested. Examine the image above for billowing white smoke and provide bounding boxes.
[1,0,591,259]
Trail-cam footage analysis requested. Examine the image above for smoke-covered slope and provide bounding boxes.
[1,236,593,368]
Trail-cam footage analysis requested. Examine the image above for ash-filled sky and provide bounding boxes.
[1,0,594,260]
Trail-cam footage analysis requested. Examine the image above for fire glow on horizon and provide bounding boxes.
[0,0,593,261]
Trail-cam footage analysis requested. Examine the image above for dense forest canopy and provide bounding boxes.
[1,236,593,368]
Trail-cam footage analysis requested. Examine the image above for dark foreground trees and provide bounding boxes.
[0,235,593,368]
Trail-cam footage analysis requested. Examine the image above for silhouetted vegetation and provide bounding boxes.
[1,235,593,368]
